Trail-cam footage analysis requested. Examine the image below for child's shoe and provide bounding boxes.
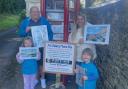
[41,79,46,88]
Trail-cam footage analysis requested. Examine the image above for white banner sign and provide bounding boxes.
[44,42,75,74]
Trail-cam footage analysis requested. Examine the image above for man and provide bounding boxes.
[19,6,53,88]
[19,6,53,40]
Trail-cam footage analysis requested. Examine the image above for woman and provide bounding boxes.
[68,14,97,63]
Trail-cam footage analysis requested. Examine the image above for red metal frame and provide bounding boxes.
[61,0,69,84]
[40,0,46,16]
[40,0,80,85]
[75,0,80,14]
[63,0,69,42]
[41,0,80,41]
[75,0,80,21]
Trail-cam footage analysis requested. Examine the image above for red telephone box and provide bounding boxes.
[40,0,80,84]
[40,0,80,42]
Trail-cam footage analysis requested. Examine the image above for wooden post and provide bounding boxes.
[55,74,61,88]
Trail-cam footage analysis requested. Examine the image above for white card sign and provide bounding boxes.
[31,25,48,47]
[19,47,38,59]
[44,42,75,74]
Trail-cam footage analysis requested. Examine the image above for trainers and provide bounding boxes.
[41,79,46,88]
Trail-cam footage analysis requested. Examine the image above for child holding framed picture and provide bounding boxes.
[75,48,99,89]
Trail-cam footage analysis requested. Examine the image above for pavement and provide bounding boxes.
[0,28,76,89]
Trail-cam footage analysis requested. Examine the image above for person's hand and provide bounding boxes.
[16,52,24,63]
[80,76,88,85]
[26,27,31,33]
[82,76,88,80]
[79,38,84,44]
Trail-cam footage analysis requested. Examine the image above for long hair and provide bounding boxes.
[70,13,87,42]
[76,13,86,29]
[21,36,34,47]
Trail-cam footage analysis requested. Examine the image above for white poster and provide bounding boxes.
[76,65,86,87]
[47,12,64,21]
[52,25,64,33]
[31,25,48,47]
[53,34,63,41]
[84,24,110,44]
[19,47,38,59]
[44,42,75,74]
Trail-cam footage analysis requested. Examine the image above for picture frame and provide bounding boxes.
[19,47,38,59]
[84,24,110,44]
[47,12,64,21]
[76,65,86,87]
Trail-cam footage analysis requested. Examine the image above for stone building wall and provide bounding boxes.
[85,0,128,89]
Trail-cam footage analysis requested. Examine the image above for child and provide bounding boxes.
[16,37,40,89]
[75,48,99,89]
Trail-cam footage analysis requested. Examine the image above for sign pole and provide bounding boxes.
[55,73,61,88]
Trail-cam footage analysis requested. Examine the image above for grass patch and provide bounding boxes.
[0,14,19,31]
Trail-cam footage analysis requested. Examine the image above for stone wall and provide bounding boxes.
[85,0,128,89]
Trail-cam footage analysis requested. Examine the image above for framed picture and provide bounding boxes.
[53,34,63,41]
[43,42,76,75]
[52,25,64,33]
[31,25,48,47]
[47,10,64,21]
[76,65,86,87]
[84,24,110,44]
[47,12,64,21]
[19,47,38,59]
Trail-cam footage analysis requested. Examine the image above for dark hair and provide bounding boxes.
[81,48,94,60]
[22,36,34,47]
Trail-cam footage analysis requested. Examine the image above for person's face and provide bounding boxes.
[30,8,40,20]
[76,16,86,28]
[82,53,91,63]
[24,39,33,47]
